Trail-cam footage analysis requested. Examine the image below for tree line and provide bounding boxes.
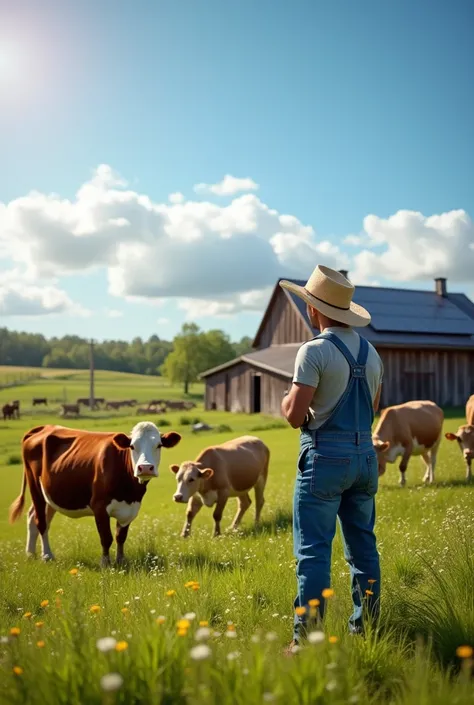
[0,326,253,385]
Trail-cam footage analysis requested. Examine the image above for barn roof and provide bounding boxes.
[199,344,298,379]
[253,279,474,350]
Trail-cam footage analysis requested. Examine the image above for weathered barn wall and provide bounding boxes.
[378,348,474,408]
[256,290,311,349]
[204,363,290,416]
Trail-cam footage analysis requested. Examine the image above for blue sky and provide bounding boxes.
[1,0,473,342]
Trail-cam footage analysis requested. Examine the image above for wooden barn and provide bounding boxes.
[201,274,474,415]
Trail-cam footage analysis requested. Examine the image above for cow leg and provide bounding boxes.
[421,453,431,484]
[26,504,39,558]
[115,523,130,566]
[28,482,55,561]
[40,504,56,561]
[399,448,412,487]
[466,460,472,483]
[92,506,113,567]
[212,490,229,537]
[230,493,251,531]
[181,495,203,538]
[254,474,266,524]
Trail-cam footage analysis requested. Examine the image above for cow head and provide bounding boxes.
[445,425,474,466]
[169,462,214,503]
[372,438,391,476]
[113,422,181,483]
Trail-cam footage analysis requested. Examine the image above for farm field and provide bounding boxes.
[0,373,473,704]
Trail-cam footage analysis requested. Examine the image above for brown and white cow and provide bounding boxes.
[444,394,474,482]
[9,421,181,565]
[170,435,270,538]
[372,401,444,486]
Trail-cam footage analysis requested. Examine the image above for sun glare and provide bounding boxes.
[0,41,22,83]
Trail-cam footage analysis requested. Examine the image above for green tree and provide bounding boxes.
[233,335,253,357]
[161,323,205,395]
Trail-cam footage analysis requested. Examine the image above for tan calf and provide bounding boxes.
[444,395,474,482]
[372,401,444,486]
[170,435,270,537]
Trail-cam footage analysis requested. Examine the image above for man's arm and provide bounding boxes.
[373,383,382,412]
[281,382,316,429]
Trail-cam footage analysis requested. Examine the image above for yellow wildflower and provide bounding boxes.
[328,636,338,644]
[321,589,334,599]
[227,623,236,631]
[36,640,45,649]
[199,621,209,627]
[177,628,188,637]
[365,589,374,596]
[295,606,306,616]
[177,619,191,630]
[35,622,44,629]
[90,605,101,614]
[23,612,32,620]
[10,627,21,637]
[368,578,376,585]
[192,584,200,591]
[56,588,64,595]
[69,568,78,576]
[184,581,198,588]
[456,645,473,659]
[40,600,49,608]
[166,590,176,597]
[13,667,23,676]
[121,607,129,615]
[308,599,320,607]
[115,641,128,652]
[156,616,166,625]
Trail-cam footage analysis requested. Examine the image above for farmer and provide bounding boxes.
[280,265,383,647]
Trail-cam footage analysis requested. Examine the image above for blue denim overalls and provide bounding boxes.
[293,330,380,640]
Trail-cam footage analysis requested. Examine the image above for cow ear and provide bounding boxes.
[445,432,458,441]
[112,433,131,450]
[199,467,214,480]
[374,440,390,452]
[161,432,182,448]
[169,464,180,474]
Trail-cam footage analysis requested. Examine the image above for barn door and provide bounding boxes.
[252,374,262,414]
[225,374,231,412]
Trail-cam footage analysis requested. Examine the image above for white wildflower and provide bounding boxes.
[266,631,278,642]
[251,634,261,644]
[308,630,325,644]
[326,680,338,692]
[226,651,241,661]
[225,630,237,639]
[195,627,211,641]
[190,644,211,661]
[96,637,117,653]
[184,612,196,621]
[263,694,276,702]
[100,673,124,692]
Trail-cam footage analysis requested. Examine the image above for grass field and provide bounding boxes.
[0,372,473,704]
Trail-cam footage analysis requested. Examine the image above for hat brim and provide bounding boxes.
[279,280,371,328]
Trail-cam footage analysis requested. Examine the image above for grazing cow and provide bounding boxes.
[444,395,474,482]
[170,435,270,538]
[32,398,48,407]
[372,400,444,486]
[105,401,122,410]
[11,400,20,419]
[2,403,15,421]
[60,403,80,417]
[8,422,181,565]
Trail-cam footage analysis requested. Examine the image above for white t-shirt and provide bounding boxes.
[292,327,383,430]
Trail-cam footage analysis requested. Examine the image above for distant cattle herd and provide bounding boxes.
[2,397,197,419]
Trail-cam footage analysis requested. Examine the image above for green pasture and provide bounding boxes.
[0,371,473,704]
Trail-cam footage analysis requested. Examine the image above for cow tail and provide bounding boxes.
[9,468,27,524]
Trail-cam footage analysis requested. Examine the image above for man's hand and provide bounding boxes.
[281,382,316,429]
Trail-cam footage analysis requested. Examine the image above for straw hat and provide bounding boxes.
[279,265,371,328]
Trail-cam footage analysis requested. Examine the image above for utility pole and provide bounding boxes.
[89,339,95,410]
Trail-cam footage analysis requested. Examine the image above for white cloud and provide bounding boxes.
[169,192,184,204]
[104,308,123,318]
[157,317,169,324]
[1,166,472,321]
[194,175,259,196]
[0,276,89,317]
[351,209,474,283]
